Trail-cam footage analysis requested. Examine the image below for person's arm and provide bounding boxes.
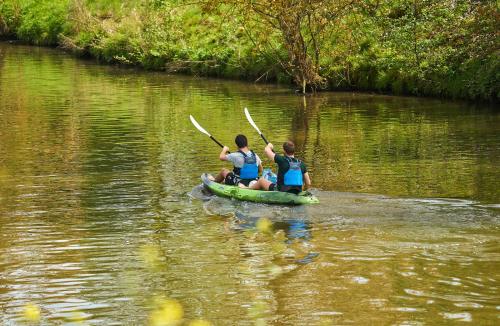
[219,146,230,161]
[303,172,311,190]
[264,143,275,161]
[256,154,263,174]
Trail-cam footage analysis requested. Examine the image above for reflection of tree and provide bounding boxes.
[285,95,328,180]
[286,93,498,201]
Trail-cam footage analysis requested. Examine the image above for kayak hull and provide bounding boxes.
[201,173,319,205]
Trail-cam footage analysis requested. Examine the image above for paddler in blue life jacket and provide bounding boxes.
[248,140,311,194]
[210,134,263,187]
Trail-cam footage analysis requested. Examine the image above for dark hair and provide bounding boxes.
[235,134,248,148]
[283,140,295,155]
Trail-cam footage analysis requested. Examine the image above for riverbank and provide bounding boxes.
[1,0,498,101]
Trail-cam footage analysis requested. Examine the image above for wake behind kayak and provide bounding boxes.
[201,173,319,205]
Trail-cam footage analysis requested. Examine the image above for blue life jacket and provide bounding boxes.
[234,150,258,180]
[283,157,303,186]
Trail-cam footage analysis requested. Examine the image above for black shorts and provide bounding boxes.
[224,172,240,186]
[269,184,301,194]
[224,173,256,186]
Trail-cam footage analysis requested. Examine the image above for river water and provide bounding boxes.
[0,44,498,325]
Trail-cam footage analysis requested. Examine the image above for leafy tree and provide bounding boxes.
[203,0,358,93]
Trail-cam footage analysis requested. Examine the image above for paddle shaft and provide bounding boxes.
[260,133,269,145]
[210,135,227,151]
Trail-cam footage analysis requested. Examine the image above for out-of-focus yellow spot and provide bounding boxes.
[188,320,212,326]
[149,298,184,326]
[271,241,287,254]
[256,218,273,234]
[318,318,334,326]
[248,301,269,319]
[68,311,86,324]
[267,264,283,277]
[139,244,163,269]
[255,319,266,326]
[23,303,41,322]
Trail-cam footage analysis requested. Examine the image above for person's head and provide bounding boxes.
[235,134,248,148]
[283,140,295,155]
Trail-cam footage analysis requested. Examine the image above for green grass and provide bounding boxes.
[0,0,497,101]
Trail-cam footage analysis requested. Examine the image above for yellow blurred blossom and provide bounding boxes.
[23,303,41,322]
[149,298,184,326]
[139,244,163,269]
[270,241,287,254]
[256,218,273,234]
[248,301,269,319]
[267,264,283,277]
[68,311,87,324]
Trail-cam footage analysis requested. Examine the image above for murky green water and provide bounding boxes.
[0,44,499,325]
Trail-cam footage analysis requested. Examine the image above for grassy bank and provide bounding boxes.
[1,0,498,101]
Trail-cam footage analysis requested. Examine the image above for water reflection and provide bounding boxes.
[0,43,499,325]
[233,213,318,263]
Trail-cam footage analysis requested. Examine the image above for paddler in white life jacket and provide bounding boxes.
[248,140,311,194]
[211,134,263,187]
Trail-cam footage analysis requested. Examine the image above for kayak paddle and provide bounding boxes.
[189,115,228,152]
[244,107,270,145]
[244,107,275,152]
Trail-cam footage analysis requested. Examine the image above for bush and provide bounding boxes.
[1,0,497,101]
[16,0,70,45]
[0,1,21,37]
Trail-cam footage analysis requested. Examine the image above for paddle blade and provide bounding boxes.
[244,107,262,134]
[190,115,211,137]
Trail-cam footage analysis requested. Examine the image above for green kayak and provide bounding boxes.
[201,173,319,205]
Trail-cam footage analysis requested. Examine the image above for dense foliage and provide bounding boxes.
[0,0,498,100]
